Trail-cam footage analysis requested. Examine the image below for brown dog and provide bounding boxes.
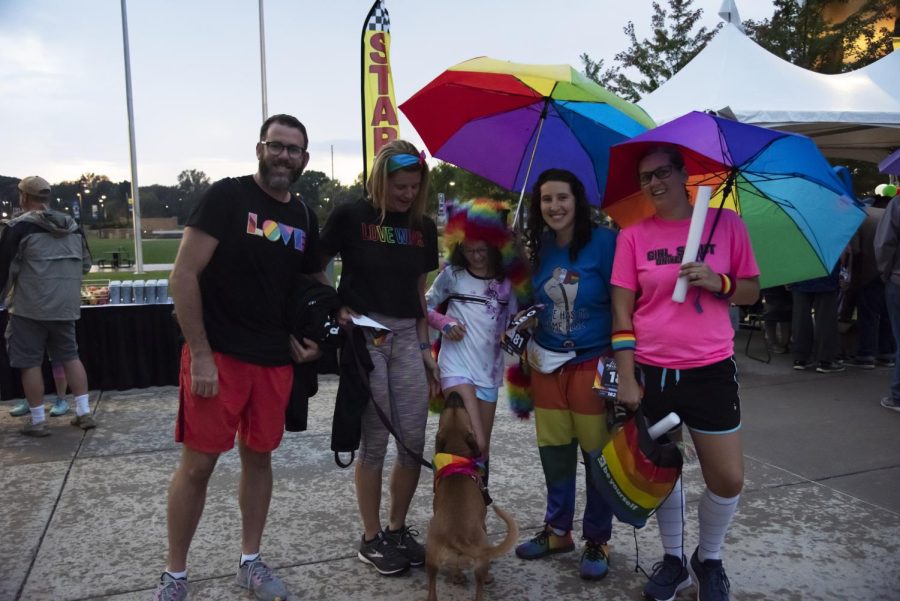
[426,392,519,601]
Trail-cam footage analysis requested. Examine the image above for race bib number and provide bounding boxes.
[501,304,544,357]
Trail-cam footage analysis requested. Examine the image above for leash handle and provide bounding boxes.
[334,451,355,468]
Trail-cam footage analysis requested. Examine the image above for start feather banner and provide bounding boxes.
[361,0,400,182]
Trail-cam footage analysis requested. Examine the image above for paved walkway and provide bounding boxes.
[2,330,899,600]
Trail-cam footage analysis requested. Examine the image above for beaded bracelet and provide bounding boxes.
[611,330,637,352]
[715,273,735,300]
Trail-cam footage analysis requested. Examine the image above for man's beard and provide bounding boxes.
[259,158,303,191]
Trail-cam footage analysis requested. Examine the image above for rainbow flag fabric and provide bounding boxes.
[588,409,682,528]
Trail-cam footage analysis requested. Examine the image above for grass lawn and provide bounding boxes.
[85,234,181,265]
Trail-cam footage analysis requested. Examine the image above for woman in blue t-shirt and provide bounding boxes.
[319,140,439,577]
[514,168,617,582]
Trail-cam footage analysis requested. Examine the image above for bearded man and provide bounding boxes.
[153,114,326,601]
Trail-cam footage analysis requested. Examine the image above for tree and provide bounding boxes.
[176,169,210,225]
[291,170,330,212]
[743,0,895,73]
[426,162,513,216]
[580,0,719,101]
[176,169,210,197]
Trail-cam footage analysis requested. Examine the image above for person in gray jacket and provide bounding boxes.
[874,191,900,413]
[0,176,95,436]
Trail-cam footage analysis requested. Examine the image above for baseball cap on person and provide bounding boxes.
[17,176,51,199]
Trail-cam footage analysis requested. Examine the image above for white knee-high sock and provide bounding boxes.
[697,489,740,562]
[656,476,684,559]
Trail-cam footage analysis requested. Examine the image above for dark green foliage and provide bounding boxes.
[744,0,896,73]
[581,0,719,101]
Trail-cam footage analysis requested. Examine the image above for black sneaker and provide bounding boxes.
[876,356,896,367]
[643,554,691,601]
[358,531,410,575]
[384,525,425,567]
[847,357,876,369]
[688,548,731,601]
[816,361,845,373]
[792,360,813,370]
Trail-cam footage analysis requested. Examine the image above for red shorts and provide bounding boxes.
[175,346,293,454]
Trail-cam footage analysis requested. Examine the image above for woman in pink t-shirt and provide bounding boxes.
[610,146,760,601]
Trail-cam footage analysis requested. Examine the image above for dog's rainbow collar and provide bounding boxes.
[433,452,485,488]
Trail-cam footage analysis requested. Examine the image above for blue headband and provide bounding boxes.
[388,152,425,173]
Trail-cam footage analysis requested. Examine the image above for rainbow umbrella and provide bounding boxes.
[399,57,654,219]
[602,111,866,288]
[588,409,682,528]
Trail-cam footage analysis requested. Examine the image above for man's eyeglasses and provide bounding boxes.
[638,164,676,186]
[261,141,306,159]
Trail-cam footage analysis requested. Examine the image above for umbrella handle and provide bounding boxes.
[512,98,551,232]
[647,412,681,440]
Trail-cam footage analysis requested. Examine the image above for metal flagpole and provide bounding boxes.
[259,0,268,121]
[120,0,143,273]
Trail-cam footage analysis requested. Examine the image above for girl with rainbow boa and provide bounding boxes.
[425,198,529,501]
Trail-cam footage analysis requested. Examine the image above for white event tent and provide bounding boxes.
[638,11,900,163]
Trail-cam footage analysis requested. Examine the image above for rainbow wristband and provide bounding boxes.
[715,273,735,299]
[611,330,636,352]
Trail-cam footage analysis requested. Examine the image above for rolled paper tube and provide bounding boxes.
[672,186,713,303]
[647,412,681,440]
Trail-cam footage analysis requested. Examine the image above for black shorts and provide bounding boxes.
[638,357,741,434]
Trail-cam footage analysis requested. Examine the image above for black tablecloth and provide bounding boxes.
[1,305,181,400]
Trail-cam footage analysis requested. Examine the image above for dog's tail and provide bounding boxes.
[481,505,520,560]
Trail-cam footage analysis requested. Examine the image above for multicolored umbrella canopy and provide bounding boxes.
[400,57,655,207]
[602,111,867,288]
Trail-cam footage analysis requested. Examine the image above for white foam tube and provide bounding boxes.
[647,412,681,440]
[672,186,713,303]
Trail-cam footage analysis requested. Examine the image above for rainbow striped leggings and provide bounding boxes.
[532,359,613,544]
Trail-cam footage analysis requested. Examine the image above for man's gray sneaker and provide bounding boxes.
[384,525,425,567]
[236,556,290,601]
[21,420,50,437]
[152,573,189,601]
[71,413,96,430]
[358,531,410,575]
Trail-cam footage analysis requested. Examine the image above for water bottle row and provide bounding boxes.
[109,279,171,304]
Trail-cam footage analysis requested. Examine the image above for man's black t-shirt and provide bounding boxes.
[320,199,438,318]
[186,176,320,365]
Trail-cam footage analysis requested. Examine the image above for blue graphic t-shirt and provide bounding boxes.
[532,226,617,357]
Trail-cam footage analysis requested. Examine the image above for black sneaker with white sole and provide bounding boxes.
[384,525,425,566]
[358,531,410,575]
[816,361,845,373]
